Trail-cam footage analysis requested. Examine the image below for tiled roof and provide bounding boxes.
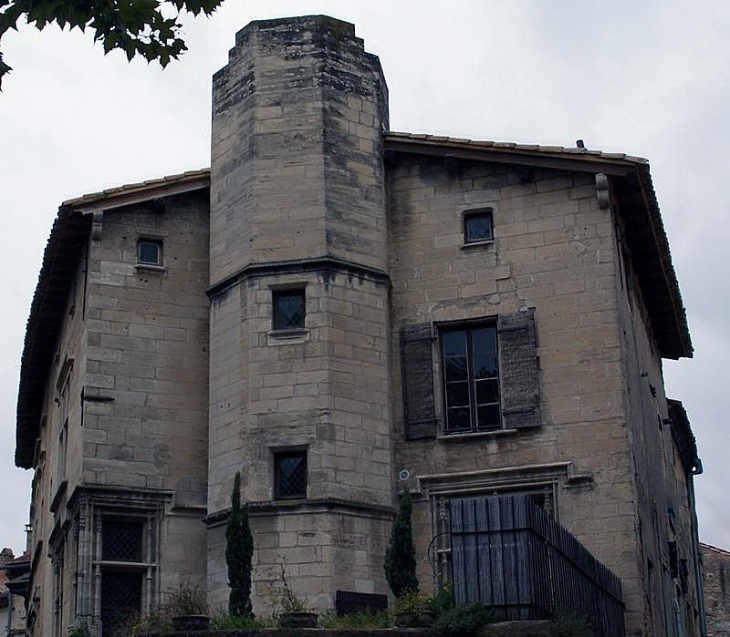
[62,169,210,211]
[384,131,649,165]
[700,542,730,556]
[15,171,210,468]
[8,553,30,565]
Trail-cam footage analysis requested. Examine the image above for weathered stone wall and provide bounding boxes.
[207,505,391,615]
[613,202,702,636]
[210,16,389,284]
[27,250,89,637]
[702,543,730,637]
[83,190,210,497]
[388,157,639,627]
[208,16,393,613]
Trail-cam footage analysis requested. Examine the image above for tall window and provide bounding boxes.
[56,359,72,488]
[441,325,500,432]
[100,518,145,637]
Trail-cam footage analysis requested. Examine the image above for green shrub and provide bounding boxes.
[425,582,454,616]
[319,609,393,629]
[68,623,90,637]
[384,489,418,598]
[550,613,595,637]
[427,601,495,636]
[395,589,429,614]
[168,581,207,615]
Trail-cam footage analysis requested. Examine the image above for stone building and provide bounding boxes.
[0,548,28,636]
[14,15,704,637]
[701,543,730,636]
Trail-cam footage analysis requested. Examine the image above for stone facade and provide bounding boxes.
[702,544,730,637]
[14,15,703,637]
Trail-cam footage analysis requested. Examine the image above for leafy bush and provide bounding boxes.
[168,581,207,616]
[425,583,454,616]
[319,610,393,629]
[395,589,429,614]
[550,613,595,637]
[427,601,495,636]
[67,623,90,637]
[384,489,418,598]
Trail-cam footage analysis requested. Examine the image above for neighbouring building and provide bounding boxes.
[13,15,705,637]
[701,543,730,636]
[0,548,29,636]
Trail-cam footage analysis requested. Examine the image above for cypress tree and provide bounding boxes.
[384,489,418,598]
[226,471,254,617]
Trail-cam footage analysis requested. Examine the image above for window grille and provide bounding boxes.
[275,451,307,499]
[272,289,305,330]
[102,520,143,562]
[101,571,142,637]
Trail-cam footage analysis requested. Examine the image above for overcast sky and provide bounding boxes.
[0,0,727,555]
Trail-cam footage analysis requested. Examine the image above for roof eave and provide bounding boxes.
[15,170,211,469]
[383,132,692,360]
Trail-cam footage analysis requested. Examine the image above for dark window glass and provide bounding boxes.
[464,211,494,243]
[138,240,162,265]
[273,289,305,330]
[101,570,143,637]
[275,451,307,499]
[442,324,500,432]
[102,519,143,562]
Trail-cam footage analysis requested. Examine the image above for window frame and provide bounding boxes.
[273,450,308,500]
[101,517,145,563]
[271,287,306,332]
[439,321,501,434]
[137,238,163,267]
[462,208,494,245]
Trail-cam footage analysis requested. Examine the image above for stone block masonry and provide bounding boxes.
[207,16,394,612]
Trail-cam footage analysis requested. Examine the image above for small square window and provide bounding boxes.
[274,451,307,500]
[463,210,494,244]
[138,240,162,266]
[272,289,305,330]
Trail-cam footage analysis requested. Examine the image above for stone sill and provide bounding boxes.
[268,328,309,344]
[135,263,167,273]
[438,428,519,442]
[460,239,495,250]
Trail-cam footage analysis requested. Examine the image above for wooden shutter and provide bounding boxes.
[401,323,437,439]
[498,309,540,429]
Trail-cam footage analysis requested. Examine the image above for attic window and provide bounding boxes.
[138,240,162,266]
[463,209,494,244]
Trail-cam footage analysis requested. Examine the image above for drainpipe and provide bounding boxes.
[688,460,706,637]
